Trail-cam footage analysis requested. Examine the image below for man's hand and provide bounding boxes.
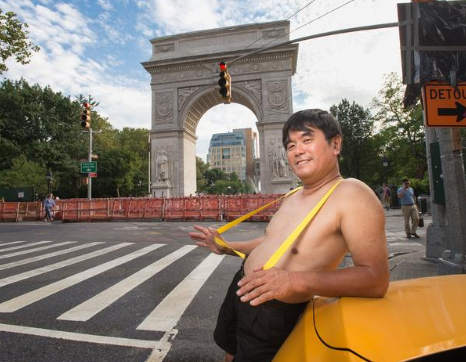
[236,266,295,306]
[189,225,227,255]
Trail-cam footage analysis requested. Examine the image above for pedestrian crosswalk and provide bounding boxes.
[0,239,225,360]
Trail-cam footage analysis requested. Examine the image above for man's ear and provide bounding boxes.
[333,136,342,155]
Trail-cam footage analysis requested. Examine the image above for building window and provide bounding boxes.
[222,148,230,159]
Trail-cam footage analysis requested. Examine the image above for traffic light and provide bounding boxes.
[81,102,91,129]
[218,62,231,104]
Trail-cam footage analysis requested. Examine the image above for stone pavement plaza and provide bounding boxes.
[383,208,439,281]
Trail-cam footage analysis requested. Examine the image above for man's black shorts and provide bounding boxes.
[213,267,307,362]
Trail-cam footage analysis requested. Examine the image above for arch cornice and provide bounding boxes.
[142,46,298,80]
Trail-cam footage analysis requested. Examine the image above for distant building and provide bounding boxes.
[207,129,258,183]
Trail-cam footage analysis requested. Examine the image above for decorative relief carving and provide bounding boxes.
[155,92,173,124]
[155,43,175,53]
[263,29,285,39]
[153,146,174,182]
[178,86,201,111]
[155,68,209,83]
[267,81,288,114]
[236,80,262,104]
[268,139,290,179]
[148,55,292,83]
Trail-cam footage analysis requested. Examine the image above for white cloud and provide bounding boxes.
[1,0,410,155]
[97,0,113,11]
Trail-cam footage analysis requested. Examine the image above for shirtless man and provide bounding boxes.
[189,109,389,362]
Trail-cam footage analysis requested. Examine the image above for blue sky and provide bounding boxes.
[0,0,408,160]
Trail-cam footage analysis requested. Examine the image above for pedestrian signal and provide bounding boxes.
[218,62,231,104]
[81,102,91,129]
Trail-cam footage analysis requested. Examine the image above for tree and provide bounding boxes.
[372,73,426,182]
[196,157,210,192]
[0,155,47,195]
[0,79,87,198]
[0,10,39,74]
[93,148,142,198]
[330,99,378,185]
[203,168,228,189]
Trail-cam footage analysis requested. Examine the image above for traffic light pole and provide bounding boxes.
[88,128,93,201]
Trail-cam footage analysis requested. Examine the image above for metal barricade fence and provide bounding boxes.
[0,194,285,222]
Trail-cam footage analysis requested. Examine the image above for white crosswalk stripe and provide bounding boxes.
[0,240,53,253]
[138,253,224,332]
[0,242,133,288]
[0,239,223,361]
[58,245,196,322]
[0,242,103,271]
[0,240,28,247]
[0,243,163,312]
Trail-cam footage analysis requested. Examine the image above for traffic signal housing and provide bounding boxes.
[218,62,231,104]
[81,102,91,129]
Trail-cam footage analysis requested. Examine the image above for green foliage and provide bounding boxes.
[409,177,429,195]
[330,99,378,185]
[209,180,243,195]
[0,155,48,196]
[243,180,255,194]
[371,73,427,184]
[195,160,245,194]
[0,78,149,199]
[196,157,210,191]
[0,10,40,74]
[93,148,142,198]
[203,168,228,188]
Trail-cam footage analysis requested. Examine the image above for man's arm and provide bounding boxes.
[237,180,389,306]
[189,225,266,256]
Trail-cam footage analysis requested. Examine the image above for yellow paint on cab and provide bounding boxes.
[273,275,466,362]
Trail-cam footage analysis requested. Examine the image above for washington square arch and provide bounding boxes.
[142,20,300,197]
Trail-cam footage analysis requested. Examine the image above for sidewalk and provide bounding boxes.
[384,207,440,282]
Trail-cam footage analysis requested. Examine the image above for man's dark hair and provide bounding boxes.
[282,109,342,148]
[402,178,409,183]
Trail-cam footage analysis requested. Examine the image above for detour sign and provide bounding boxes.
[424,83,466,127]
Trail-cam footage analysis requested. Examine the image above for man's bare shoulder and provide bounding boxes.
[334,178,383,214]
[336,178,385,228]
[337,178,379,200]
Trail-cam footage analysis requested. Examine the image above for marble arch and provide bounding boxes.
[142,20,299,197]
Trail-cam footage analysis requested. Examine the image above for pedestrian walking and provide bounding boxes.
[43,193,55,222]
[382,183,391,210]
[397,178,419,238]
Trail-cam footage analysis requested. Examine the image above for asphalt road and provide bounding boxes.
[0,211,428,362]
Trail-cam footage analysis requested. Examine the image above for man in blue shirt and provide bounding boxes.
[43,193,56,222]
[397,178,419,238]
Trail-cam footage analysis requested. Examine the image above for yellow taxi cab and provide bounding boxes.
[273,275,466,362]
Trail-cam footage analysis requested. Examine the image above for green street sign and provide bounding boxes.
[81,161,97,173]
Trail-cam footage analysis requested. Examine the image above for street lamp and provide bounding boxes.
[45,170,53,194]
[227,186,232,195]
[382,155,389,184]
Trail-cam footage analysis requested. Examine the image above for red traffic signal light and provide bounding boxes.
[218,62,231,104]
[81,102,91,129]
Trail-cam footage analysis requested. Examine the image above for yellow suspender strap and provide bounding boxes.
[214,187,303,259]
[263,179,344,270]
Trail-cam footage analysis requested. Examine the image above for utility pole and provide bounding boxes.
[80,98,101,201]
[88,128,93,200]
[409,0,466,273]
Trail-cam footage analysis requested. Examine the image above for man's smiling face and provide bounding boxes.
[285,127,341,181]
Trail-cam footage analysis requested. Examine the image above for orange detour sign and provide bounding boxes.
[424,82,466,127]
